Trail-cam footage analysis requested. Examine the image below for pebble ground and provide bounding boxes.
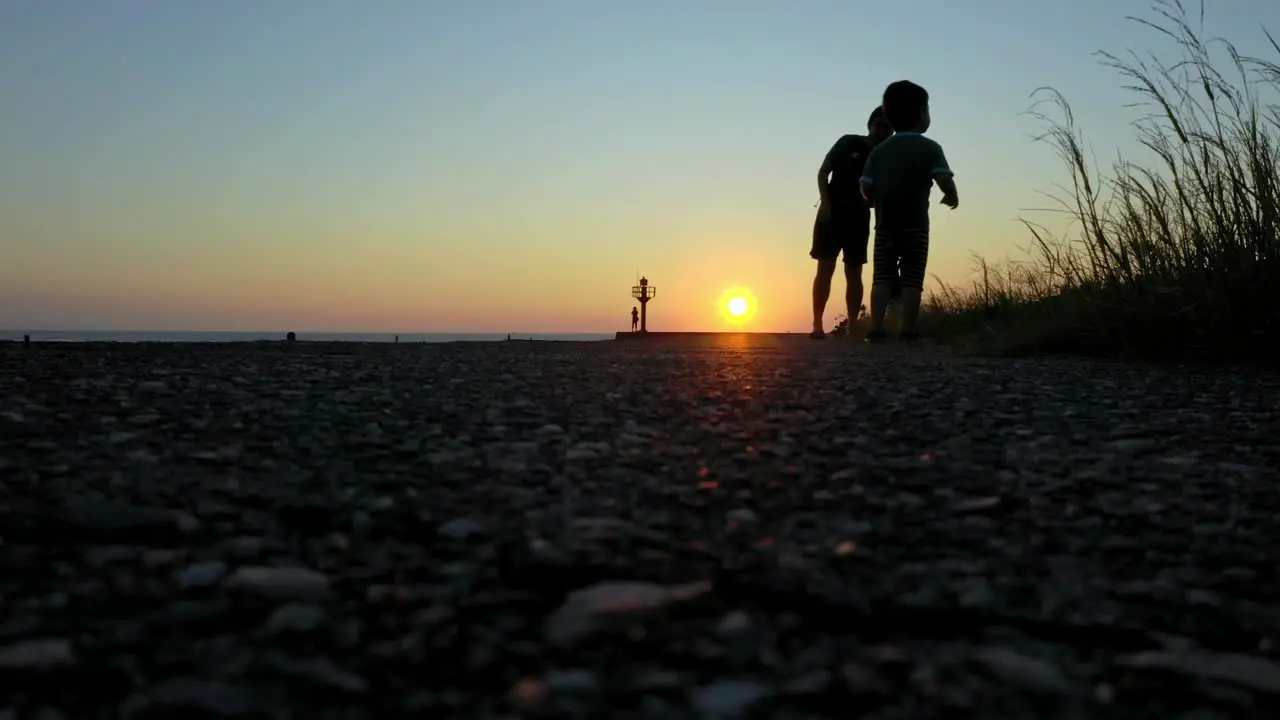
[2,337,1279,719]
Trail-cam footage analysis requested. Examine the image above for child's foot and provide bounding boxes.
[809,329,826,339]
[864,329,889,343]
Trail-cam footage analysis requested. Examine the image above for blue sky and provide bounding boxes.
[2,0,1277,331]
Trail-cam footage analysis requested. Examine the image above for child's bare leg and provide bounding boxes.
[869,284,891,333]
[900,288,923,332]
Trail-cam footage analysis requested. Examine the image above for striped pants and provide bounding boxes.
[872,227,929,290]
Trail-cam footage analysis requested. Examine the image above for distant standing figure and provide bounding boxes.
[859,80,959,342]
[810,106,893,339]
[631,306,640,332]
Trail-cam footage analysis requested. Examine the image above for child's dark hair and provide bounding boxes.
[867,105,885,128]
[881,80,929,131]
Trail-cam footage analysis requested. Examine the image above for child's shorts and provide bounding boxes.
[872,227,929,291]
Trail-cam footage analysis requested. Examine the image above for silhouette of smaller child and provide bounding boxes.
[859,80,959,342]
[631,306,640,332]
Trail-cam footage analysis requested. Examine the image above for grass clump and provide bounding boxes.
[922,0,1280,363]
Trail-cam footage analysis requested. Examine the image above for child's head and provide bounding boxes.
[866,106,892,142]
[881,80,930,133]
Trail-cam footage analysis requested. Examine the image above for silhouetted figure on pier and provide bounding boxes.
[631,307,640,332]
[631,277,656,332]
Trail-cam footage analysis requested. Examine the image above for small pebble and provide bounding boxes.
[177,561,228,590]
[226,566,330,601]
[0,638,75,670]
[119,678,255,717]
[437,518,482,540]
[544,669,597,693]
[716,611,752,636]
[974,646,1072,695]
[262,604,327,635]
[692,679,772,716]
[219,536,266,559]
[508,677,546,712]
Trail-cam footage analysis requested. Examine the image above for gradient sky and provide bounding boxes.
[3,0,1277,332]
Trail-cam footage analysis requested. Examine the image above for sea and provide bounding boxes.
[0,330,614,343]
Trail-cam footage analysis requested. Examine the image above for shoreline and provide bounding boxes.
[1,331,811,347]
[0,338,612,348]
[0,337,615,345]
[0,331,616,344]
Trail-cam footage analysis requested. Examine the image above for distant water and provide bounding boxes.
[0,330,614,343]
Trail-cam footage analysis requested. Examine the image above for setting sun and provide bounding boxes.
[718,286,758,326]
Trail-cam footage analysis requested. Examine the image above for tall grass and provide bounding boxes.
[923,0,1280,362]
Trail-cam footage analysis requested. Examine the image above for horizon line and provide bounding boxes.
[1,328,806,336]
[0,328,620,334]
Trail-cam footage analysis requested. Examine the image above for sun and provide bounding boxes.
[718,286,758,326]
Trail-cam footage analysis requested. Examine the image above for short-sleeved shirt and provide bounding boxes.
[859,132,953,230]
[824,134,873,213]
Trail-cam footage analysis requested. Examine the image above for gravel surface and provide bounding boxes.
[2,338,1279,719]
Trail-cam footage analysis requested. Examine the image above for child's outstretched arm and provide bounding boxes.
[930,141,958,209]
[935,174,958,209]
